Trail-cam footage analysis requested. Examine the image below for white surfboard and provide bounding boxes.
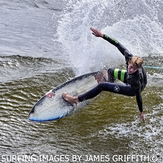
[28,71,99,122]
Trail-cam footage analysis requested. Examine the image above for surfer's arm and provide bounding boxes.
[131,79,143,113]
[135,91,145,120]
[136,91,143,112]
[90,27,133,60]
[103,34,133,62]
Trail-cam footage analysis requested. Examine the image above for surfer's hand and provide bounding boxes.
[90,27,103,38]
[140,112,145,121]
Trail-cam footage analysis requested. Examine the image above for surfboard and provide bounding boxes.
[28,71,99,122]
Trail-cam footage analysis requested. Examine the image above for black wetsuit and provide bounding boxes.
[78,34,147,112]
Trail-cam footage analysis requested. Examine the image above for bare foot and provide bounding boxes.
[102,70,108,81]
[94,71,107,83]
[62,92,79,105]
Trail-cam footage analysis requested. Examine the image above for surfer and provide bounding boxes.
[62,27,147,121]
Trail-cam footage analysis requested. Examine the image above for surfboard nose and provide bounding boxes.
[28,96,46,118]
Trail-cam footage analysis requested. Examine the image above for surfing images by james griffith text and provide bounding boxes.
[0,154,161,162]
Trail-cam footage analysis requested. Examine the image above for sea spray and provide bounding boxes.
[56,0,163,75]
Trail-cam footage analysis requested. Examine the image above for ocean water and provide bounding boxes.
[0,0,163,162]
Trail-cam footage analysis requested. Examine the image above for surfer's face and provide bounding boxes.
[128,63,138,74]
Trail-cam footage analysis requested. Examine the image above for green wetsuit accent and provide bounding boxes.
[114,69,119,79]
[114,69,127,82]
[121,69,127,82]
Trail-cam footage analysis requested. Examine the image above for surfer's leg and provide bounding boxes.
[78,82,135,102]
[101,83,135,96]
[62,82,135,104]
[108,68,127,83]
[107,68,116,82]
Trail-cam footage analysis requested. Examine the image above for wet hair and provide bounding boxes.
[129,56,143,69]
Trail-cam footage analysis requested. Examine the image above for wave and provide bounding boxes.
[56,0,163,74]
[0,55,72,83]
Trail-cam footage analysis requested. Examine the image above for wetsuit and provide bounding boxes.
[78,34,147,112]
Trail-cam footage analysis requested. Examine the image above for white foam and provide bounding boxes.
[57,0,163,75]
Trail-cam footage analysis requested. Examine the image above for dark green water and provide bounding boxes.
[0,55,163,163]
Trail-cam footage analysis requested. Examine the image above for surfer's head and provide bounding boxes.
[128,56,143,74]
[129,56,143,69]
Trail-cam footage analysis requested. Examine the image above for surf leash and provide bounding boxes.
[144,66,163,70]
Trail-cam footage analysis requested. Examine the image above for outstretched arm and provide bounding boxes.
[90,27,133,62]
